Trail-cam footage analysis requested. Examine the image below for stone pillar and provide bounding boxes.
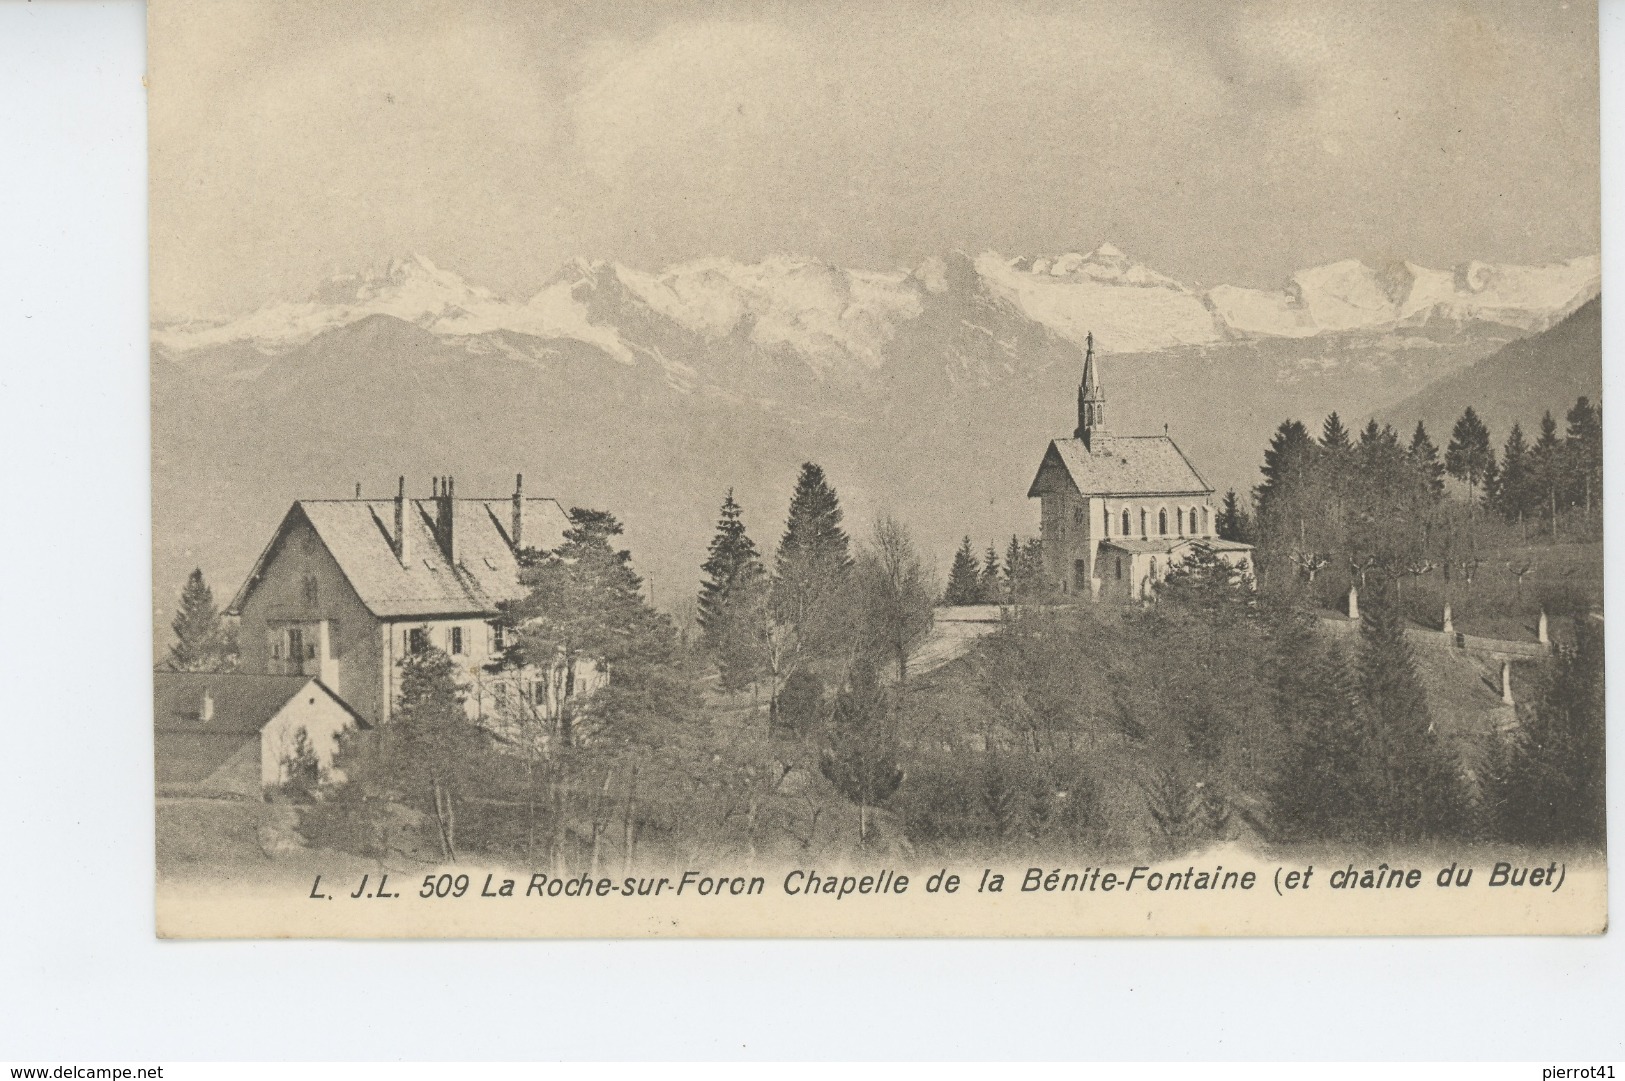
[1538,610,1550,645]
[1501,660,1514,706]
[1347,585,1359,621]
[1442,603,1453,636]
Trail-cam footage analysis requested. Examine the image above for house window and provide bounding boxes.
[491,623,507,652]
[1122,509,1131,535]
[407,627,427,654]
[302,574,318,606]
[1073,506,1084,527]
[1158,509,1168,536]
[1190,507,1201,536]
[1139,509,1147,536]
[269,630,283,660]
[1115,557,1123,580]
[287,627,305,664]
[450,626,464,655]
[1177,508,1184,535]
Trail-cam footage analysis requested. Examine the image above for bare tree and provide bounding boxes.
[854,514,939,685]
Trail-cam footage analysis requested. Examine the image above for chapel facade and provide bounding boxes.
[1026,334,1253,601]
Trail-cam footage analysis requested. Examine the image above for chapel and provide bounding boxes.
[1025,333,1253,601]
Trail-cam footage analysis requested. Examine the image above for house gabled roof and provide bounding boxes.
[228,496,570,620]
[153,671,366,735]
[1027,435,1213,499]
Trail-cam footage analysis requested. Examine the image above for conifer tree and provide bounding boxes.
[1445,406,1493,508]
[1216,489,1253,543]
[502,508,683,745]
[698,489,762,635]
[1482,619,1605,847]
[1406,421,1446,499]
[167,568,238,672]
[1564,396,1602,519]
[944,536,982,605]
[978,542,1002,604]
[1321,412,1353,453]
[1530,410,1564,536]
[1355,581,1470,841]
[772,463,853,668]
[818,661,903,845]
[696,490,767,688]
[1494,423,1532,523]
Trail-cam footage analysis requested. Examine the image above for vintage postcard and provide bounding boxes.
[149,0,1604,938]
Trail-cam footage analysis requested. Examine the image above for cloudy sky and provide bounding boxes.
[149,0,1598,320]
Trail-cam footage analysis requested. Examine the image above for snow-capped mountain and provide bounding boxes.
[154,245,1600,367]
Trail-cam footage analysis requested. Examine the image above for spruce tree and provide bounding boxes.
[1216,489,1253,543]
[772,463,853,665]
[696,490,767,691]
[1495,423,1531,523]
[1564,396,1602,519]
[1355,581,1470,842]
[944,536,982,605]
[1482,619,1605,847]
[698,489,763,635]
[978,542,1002,604]
[1531,410,1564,536]
[1406,421,1446,499]
[168,568,237,672]
[1445,406,1493,508]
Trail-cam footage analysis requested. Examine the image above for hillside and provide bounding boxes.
[1383,296,1602,441]
[150,248,1599,643]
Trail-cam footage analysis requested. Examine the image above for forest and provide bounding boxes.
[166,398,1605,871]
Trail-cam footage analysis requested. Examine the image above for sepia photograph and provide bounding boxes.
[147,0,1604,938]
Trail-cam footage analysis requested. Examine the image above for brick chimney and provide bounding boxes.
[434,475,459,565]
[511,473,524,551]
[392,476,410,564]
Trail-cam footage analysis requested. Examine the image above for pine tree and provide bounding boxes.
[772,463,853,667]
[978,542,1002,604]
[167,568,237,672]
[944,536,982,605]
[503,508,684,746]
[1445,406,1493,508]
[1406,421,1446,499]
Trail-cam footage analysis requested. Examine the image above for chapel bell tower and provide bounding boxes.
[1074,331,1106,451]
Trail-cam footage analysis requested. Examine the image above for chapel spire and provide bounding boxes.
[1074,331,1106,450]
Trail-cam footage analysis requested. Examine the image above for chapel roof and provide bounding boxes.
[228,496,571,620]
[1027,434,1212,499]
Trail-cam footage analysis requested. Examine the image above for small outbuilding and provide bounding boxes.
[153,671,366,796]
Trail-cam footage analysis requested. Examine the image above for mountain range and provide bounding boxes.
[151,245,1600,638]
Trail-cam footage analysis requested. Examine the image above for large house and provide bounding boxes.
[227,474,581,726]
[1027,334,1252,600]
